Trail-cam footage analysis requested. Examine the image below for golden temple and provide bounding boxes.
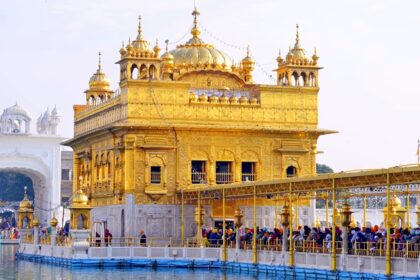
[64,8,334,228]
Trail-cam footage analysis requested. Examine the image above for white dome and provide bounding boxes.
[1,103,31,121]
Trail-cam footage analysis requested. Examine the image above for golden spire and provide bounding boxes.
[153,38,161,56]
[294,24,300,49]
[137,15,143,40]
[165,39,169,53]
[191,7,201,37]
[23,186,28,200]
[98,51,102,71]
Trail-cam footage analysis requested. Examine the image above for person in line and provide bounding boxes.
[105,228,112,247]
[139,229,147,246]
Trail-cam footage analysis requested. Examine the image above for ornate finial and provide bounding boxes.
[122,41,125,48]
[165,39,169,52]
[295,24,300,48]
[23,186,28,199]
[98,52,102,71]
[191,7,201,37]
[153,38,161,55]
[137,15,143,40]
[246,45,250,57]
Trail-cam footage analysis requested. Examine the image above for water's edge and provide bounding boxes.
[16,253,420,280]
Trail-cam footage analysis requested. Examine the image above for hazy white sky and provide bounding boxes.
[1,0,419,172]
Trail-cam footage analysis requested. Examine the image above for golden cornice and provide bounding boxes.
[75,96,122,121]
[276,148,309,154]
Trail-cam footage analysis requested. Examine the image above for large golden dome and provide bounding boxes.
[170,8,233,71]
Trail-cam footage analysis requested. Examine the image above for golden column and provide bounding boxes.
[280,203,291,253]
[252,185,257,264]
[222,187,227,262]
[195,191,204,245]
[415,204,420,227]
[385,172,392,276]
[340,201,353,255]
[289,182,294,267]
[275,196,278,228]
[406,185,410,228]
[325,192,329,228]
[181,190,185,246]
[331,178,337,272]
[234,208,243,251]
[363,193,367,229]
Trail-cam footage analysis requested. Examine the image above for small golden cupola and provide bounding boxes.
[17,186,34,229]
[161,40,174,80]
[118,16,161,82]
[85,52,113,104]
[275,24,321,87]
[69,189,92,230]
[241,46,255,83]
[19,186,32,211]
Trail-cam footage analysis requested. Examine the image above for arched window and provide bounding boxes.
[131,64,139,80]
[149,64,157,80]
[300,72,307,86]
[140,64,148,80]
[292,72,299,86]
[286,166,298,178]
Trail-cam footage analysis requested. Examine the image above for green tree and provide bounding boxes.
[316,163,333,174]
[0,172,34,201]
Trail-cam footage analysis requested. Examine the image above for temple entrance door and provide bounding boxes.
[214,220,234,230]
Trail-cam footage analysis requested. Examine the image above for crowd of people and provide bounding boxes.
[199,224,420,255]
[1,219,19,239]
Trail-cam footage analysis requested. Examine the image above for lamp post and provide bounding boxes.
[32,217,40,245]
[50,214,58,246]
[234,208,243,252]
[340,201,353,256]
[415,205,420,227]
[280,204,291,253]
[194,205,204,246]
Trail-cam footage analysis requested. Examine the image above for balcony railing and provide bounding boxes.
[191,172,207,184]
[242,173,256,182]
[151,172,161,184]
[216,172,232,184]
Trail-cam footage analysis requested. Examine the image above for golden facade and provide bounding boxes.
[65,9,333,211]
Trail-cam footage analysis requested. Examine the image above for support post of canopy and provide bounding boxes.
[289,182,294,267]
[331,178,337,272]
[222,187,227,262]
[197,190,202,246]
[275,196,278,229]
[363,192,367,229]
[252,185,257,264]
[325,193,329,228]
[295,195,299,229]
[181,190,185,247]
[406,185,410,229]
[385,172,392,276]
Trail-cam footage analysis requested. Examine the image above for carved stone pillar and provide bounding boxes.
[124,137,136,192]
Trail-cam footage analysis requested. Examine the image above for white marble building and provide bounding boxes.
[0,103,66,225]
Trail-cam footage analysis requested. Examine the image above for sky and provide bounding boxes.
[1,0,419,172]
